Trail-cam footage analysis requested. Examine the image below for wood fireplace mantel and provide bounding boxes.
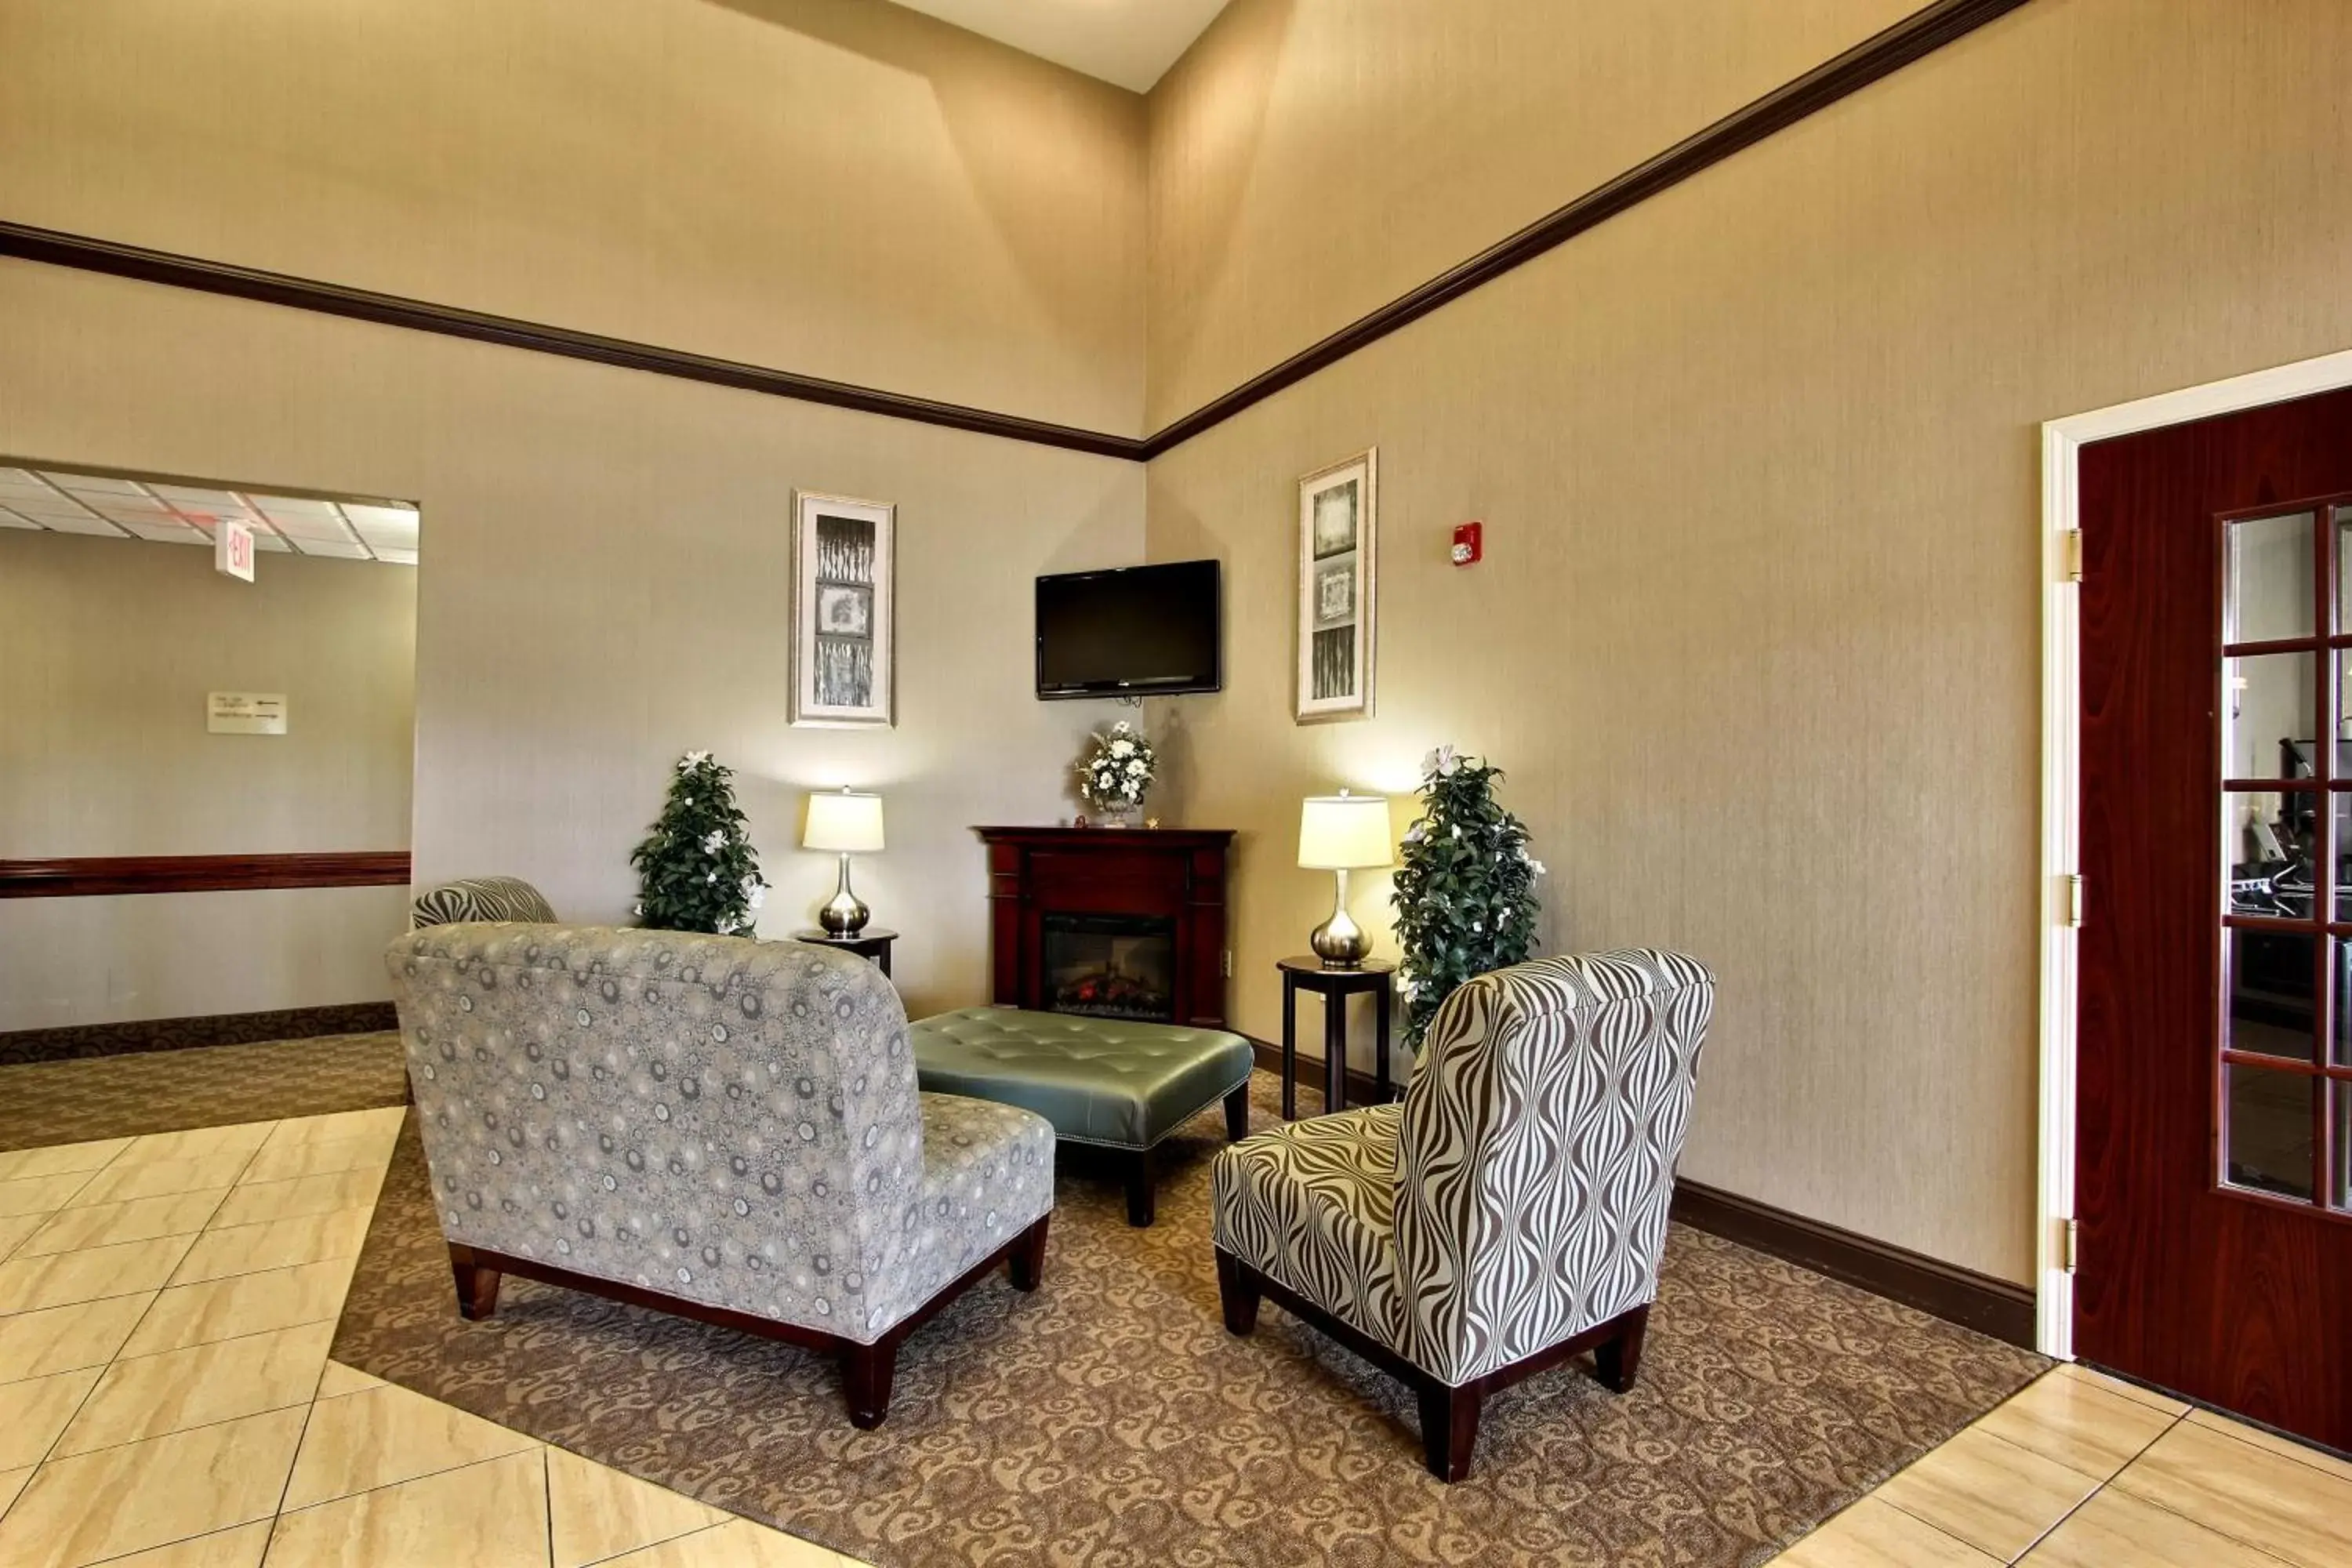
[974,826,1234,1029]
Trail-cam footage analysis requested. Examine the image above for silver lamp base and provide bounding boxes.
[1308,867,1370,967]
[819,853,871,936]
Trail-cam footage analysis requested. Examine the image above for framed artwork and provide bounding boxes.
[791,492,895,728]
[1296,448,1377,721]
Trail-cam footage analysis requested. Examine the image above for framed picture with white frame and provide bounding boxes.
[791,492,895,728]
[1296,448,1377,722]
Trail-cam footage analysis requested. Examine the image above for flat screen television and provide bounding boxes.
[1036,560,1221,699]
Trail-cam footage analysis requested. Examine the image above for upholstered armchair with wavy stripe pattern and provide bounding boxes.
[1211,948,1714,1480]
[409,875,557,929]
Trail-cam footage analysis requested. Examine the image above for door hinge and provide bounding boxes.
[2063,874,2085,928]
[2063,528,2084,583]
[2063,1217,2080,1273]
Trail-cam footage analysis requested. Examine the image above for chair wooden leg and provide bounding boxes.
[1214,1249,1261,1336]
[1124,1148,1156,1228]
[449,1245,501,1321]
[1007,1214,1049,1292]
[1223,1082,1250,1142]
[840,1337,899,1430]
[1592,1304,1650,1393]
[1416,1378,1483,1483]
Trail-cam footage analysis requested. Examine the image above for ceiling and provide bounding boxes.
[882,0,1231,92]
[0,466,417,565]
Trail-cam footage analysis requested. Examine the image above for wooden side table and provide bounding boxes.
[793,927,898,978]
[1277,956,1396,1120]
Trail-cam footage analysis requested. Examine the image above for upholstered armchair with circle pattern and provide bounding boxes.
[1212,947,1715,1480]
[386,923,1055,1428]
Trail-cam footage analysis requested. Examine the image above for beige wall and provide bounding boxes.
[1145,0,1918,427]
[1142,0,2352,1283]
[0,0,1150,1034]
[0,531,416,855]
[0,0,1147,434]
[11,0,2350,1287]
[0,257,1144,1028]
[0,531,417,1027]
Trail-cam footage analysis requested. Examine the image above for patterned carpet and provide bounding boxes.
[0,1031,411,1150]
[333,1073,2046,1568]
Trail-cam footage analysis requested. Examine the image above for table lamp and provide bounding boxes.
[1298,790,1392,967]
[804,788,885,935]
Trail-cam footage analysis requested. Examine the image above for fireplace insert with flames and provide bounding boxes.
[1043,912,1176,1022]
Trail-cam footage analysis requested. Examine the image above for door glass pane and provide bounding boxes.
[2227,929,2318,1060]
[2225,652,2318,779]
[2224,1065,2314,1200]
[2334,649,2352,773]
[2336,506,2352,633]
[2228,791,2314,916]
[2337,943,2352,1068]
[2227,510,2314,643]
[2336,794,2352,924]
[2336,1081,2351,1210]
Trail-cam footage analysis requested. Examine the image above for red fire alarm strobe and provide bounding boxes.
[1451,521,1483,566]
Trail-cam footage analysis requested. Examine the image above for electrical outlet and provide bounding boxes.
[1221,949,1233,978]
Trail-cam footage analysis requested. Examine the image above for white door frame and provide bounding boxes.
[2038,347,2352,1359]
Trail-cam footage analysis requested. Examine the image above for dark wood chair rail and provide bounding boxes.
[0,852,412,898]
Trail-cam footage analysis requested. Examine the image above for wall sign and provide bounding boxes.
[214,518,256,582]
[207,691,287,735]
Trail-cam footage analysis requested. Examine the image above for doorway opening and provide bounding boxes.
[0,458,420,1046]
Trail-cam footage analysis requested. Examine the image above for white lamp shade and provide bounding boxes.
[1298,793,1392,869]
[803,790,884,853]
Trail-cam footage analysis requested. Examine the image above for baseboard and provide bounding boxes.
[0,1001,398,1065]
[1247,1037,1396,1111]
[1242,1038,2036,1349]
[1668,1178,2036,1348]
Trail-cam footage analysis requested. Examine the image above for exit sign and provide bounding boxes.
[214,519,256,582]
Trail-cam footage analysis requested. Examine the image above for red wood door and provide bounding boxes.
[2078,386,2352,1448]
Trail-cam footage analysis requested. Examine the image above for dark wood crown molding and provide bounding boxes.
[1138,0,2031,456]
[0,0,2027,463]
[0,851,412,898]
[0,220,1146,463]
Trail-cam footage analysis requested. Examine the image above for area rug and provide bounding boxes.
[0,1030,410,1150]
[333,1073,2044,1567]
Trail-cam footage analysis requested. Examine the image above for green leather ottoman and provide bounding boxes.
[909,1007,1255,1226]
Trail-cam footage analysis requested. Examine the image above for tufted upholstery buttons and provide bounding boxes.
[909,1007,1254,1152]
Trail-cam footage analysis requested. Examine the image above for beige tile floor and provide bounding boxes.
[1768,1358,2352,1566]
[0,1109,865,1568]
[3,1111,2345,1567]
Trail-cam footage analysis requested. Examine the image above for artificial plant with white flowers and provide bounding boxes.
[1389,746,1544,1051]
[1077,720,1156,814]
[629,750,769,935]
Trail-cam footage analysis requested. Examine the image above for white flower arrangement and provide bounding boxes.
[1077,720,1156,812]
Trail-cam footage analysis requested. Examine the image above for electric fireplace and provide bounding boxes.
[975,826,1233,1029]
[1044,913,1177,1021]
